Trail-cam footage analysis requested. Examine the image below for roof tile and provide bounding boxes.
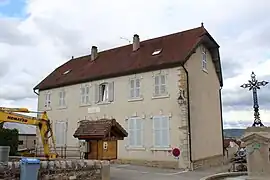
[34,26,222,90]
[73,119,128,139]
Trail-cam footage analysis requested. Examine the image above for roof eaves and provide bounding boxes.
[183,35,223,87]
[36,61,186,91]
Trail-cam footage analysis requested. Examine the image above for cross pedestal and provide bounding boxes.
[242,127,270,180]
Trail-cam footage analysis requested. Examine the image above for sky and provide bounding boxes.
[0,0,270,133]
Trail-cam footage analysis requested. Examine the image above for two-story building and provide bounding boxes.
[33,23,224,170]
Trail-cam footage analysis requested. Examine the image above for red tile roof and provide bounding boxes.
[224,138,242,149]
[34,25,222,91]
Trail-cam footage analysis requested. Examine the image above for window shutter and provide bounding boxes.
[154,76,160,96]
[153,116,161,147]
[55,121,66,146]
[85,86,90,104]
[130,79,134,99]
[136,118,142,146]
[161,116,169,147]
[108,82,114,102]
[94,84,100,103]
[128,118,135,146]
[58,92,62,106]
[64,121,68,145]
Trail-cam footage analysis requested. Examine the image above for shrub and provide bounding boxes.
[0,127,19,156]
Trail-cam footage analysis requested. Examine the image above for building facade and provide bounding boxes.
[34,24,224,169]
[18,134,36,150]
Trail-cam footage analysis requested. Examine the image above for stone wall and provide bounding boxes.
[0,159,110,180]
[111,159,179,169]
[192,154,224,170]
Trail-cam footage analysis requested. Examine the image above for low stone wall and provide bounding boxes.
[111,159,179,169]
[0,159,110,180]
[192,154,224,170]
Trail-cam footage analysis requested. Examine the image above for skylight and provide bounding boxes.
[63,69,71,75]
[152,49,162,56]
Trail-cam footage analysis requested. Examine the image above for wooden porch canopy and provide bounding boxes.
[73,119,128,140]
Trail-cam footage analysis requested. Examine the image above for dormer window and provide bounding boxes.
[152,49,162,56]
[63,69,71,75]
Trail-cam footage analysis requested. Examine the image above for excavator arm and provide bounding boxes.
[0,107,58,159]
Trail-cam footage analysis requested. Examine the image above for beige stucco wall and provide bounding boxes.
[185,44,223,161]
[36,66,190,168]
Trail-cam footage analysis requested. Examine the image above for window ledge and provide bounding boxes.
[79,104,91,107]
[125,146,146,151]
[44,107,52,111]
[152,94,170,100]
[128,97,144,102]
[97,101,112,105]
[57,106,67,110]
[150,147,171,151]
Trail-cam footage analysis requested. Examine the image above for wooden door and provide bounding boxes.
[87,140,98,159]
[101,140,117,160]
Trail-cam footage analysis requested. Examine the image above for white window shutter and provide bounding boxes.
[154,76,160,96]
[161,116,169,147]
[94,84,100,103]
[136,118,142,146]
[64,121,68,145]
[152,116,158,147]
[130,79,134,99]
[108,82,114,102]
[55,121,66,146]
[128,119,135,146]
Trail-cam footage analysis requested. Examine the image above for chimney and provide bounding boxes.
[133,34,140,51]
[91,46,98,61]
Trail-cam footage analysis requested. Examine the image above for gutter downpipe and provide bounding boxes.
[219,87,225,157]
[181,65,193,169]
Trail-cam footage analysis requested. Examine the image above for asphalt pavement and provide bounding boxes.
[110,164,230,180]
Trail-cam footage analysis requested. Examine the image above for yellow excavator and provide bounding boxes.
[0,107,58,160]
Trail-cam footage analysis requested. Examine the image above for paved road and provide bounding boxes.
[110,164,230,180]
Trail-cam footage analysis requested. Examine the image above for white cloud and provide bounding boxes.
[1,0,270,130]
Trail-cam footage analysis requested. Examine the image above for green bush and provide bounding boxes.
[0,127,19,156]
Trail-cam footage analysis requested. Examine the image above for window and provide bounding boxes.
[152,115,170,148]
[154,74,167,97]
[100,83,109,102]
[202,46,207,71]
[152,48,162,56]
[19,140,23,145]
[130,78,141,99]
[45,92,51,108]
[63,69,71,75]
[80,84,90,105]
[55,121,68,146]
[95,82,114,103]
[128,117,143,147]
[58,90,66,107]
